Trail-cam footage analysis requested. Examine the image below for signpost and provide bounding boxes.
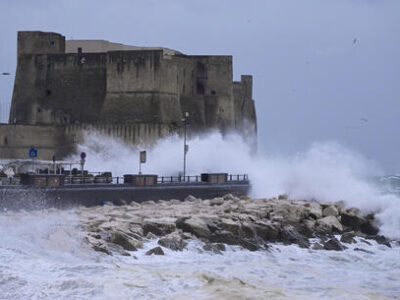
[80,152,86,177]
[182,112,189,181]
[139,151,146,175]
[29,147,37,173]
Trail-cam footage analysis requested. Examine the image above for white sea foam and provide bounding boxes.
[0,209,399,299]
[76,131,400,239]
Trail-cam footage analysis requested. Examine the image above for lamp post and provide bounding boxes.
[182,112,189,181]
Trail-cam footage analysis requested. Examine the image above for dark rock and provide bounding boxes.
[312,242,324,250]
[360,221,379,235]
[203,243,226,254]
[340,232,356,244]
[176,217,213,239]
[366,235,391,248]
[218,219,240,235]
[252,221,280,242]
[239,222,256,239]
[341,211,363,230]
[341,212,378,235]
[142,223,165,236]
[323,238,346,251]
[239,239,260,251]
[210,230,238,245]
[110,232,137,251]
[146,246,164,256]
[158,235,187,251]
[92,244,112,255]
[278,194,288,200]
[354,248,374,254]
[280,225,310,248]
[142,221,175,237]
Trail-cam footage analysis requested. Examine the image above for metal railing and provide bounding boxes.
[157,174,248,184]
[0,174,249,187]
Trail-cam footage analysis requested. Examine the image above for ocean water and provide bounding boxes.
[0,208,399,300]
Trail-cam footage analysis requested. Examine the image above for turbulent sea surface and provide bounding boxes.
[0,208,399,300]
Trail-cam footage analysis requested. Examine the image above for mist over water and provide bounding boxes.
[77,131,400,239]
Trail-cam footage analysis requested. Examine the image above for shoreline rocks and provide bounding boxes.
[78,195,395,256]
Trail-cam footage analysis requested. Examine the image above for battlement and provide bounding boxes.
[17,31,65,57]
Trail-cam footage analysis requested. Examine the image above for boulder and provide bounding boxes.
[299,219,316,237]
[323,238,346,251]
[158,234,187,251]
[280,225,310,248]
[340,232,356,244]
[317,216,343,233]
[184,195,197,202]
[341,212,378,235]
[92,244,112,255]
[203,243,226,254]
[273,202,309,223]
[304,202,323,219]
[312,242,324,250]
[145,246,164,256]
[366,235,391,248]
[223,194,239,202]
[278,194,288,200]
[218,218,240,235]
[252,220,280,242]
[142,218,176,236]
[176,217,214,239]
[209,230,238,245]
[239,239,260,251]
[210,197,224,206]
[333,201,345,213]
[323,205,339,217]
[110,231,138,251]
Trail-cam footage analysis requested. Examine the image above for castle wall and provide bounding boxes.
[101,50,182,124]
[233,75,257,133]
[0,124,73,160]
[40,53,107,124]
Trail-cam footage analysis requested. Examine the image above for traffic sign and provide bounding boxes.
[29,148,37,158]
[140,151,147,163]
[80,152,86,159]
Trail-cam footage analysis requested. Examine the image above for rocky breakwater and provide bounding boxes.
[79,194,394,256]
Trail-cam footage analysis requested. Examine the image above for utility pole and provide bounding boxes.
[182,112,189,181]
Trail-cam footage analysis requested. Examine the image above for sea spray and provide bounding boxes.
[75,131,400,239]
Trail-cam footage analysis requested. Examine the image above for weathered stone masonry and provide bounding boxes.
[1,31,256,160]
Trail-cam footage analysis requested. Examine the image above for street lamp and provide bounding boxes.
[182,111,189,180]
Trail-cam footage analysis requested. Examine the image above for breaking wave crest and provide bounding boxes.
[75,131,400,239]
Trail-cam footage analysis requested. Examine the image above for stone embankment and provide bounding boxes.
[79,194,393,256]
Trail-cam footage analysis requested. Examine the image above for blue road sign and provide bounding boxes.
[80,152,86,159]
[29,148,37,158]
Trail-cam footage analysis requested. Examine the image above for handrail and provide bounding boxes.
[1,174,249,186]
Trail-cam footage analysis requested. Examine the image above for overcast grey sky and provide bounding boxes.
[0,0,399,172]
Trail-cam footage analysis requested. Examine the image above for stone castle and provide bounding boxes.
[0,31,256,160]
